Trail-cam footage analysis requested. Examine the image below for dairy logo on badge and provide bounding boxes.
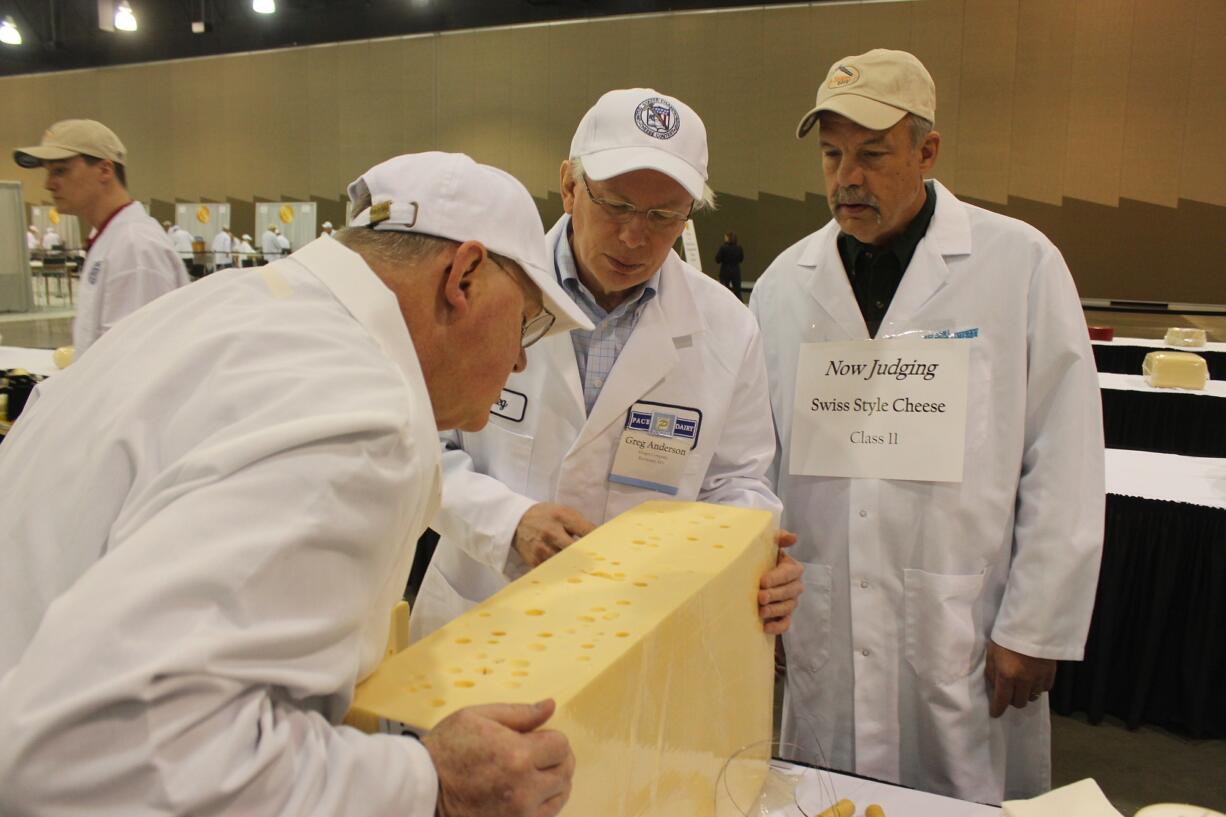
[634,98,681,140]
[87,261,102,285]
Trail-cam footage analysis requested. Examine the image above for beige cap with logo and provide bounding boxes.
[796,48,935,138]
[13,119,127,168]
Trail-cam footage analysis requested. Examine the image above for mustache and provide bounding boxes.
[832,188,879,209]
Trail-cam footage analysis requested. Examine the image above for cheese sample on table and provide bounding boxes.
[1142,351,1209,390]
[1088,325,1115,341]
[350,500,778,817]
[1002,779,1123,817]
[1164,327,1207,347]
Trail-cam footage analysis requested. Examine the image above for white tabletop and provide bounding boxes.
[1106,448,1226,511]
[1092,336,1226,353]
[1098,372,1226,397]
[762,761,1000,816]
[0,346,58,377]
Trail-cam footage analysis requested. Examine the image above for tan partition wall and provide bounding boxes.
[2,0,1223,303]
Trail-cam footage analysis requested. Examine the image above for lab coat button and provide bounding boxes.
[860,580,869,589]
[858,509,868,518]
[861,648,871,657]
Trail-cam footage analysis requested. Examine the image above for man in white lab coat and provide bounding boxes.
[14,120,189,357]
[26,224,39,253]
[234,232,256,266]
[412,89,803,642]
[210,225,234,273]
[0,151,591,817]
[321,219,337,238]
[260,223,281,263]
[750,49,1105,803]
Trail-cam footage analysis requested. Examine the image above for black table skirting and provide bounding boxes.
[1101,387,1226,458]
[1052,494,1226,738]
[1094,343,1226,381]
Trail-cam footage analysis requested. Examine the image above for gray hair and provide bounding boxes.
[568,156,716,213]
[334,226,524,279]
[907,113,934,147]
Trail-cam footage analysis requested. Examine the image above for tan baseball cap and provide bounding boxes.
[14,119,127,168]
[796,48,935,138]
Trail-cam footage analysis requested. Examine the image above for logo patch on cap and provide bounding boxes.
[634,98,681,141]
[828,64,861,89]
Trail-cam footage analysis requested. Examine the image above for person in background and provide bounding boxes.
[751,48,1104,803]
[234,232,256,267]
[14,119,189,357]
[320,220,337,238]
[210,226,234,274]
[714,231,744,300]
[275,226,291,257]
[26,224,40,254]
[164,220,195,276]
[260,223,281,264]
[0,151,590,817]
[40,226,63,252]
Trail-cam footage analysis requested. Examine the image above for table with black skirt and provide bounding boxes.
[1052,449,1226,739]
[1098,373,1226,458]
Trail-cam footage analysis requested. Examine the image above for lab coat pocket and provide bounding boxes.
[475,422,534,494]
[904,568,986,685]
[783,562,833,673]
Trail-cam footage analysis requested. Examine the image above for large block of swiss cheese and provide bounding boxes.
[351,500,778,816]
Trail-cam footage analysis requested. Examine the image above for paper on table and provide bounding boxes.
[1002,779,1122,817]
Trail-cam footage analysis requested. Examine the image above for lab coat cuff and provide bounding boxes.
[990,627,1085,662]
[391,733,439,816]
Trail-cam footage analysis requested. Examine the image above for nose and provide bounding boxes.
[617,215,650,249]
[836,156,864,189]
[43,171,55,192]
[513,346,528,374]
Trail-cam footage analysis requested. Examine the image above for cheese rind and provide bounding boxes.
[1142,351,1208,390]
[350,501,778,816]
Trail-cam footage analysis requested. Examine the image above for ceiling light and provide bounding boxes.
[114,1,138,31]
[0,16,22,45]
[253,0,276,13]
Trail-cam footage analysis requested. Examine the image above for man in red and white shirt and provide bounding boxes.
[15,119,189,356]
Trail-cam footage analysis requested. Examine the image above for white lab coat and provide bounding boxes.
[277,233,292,253]
[41,229,62,251]
[74,201,190,357]
[261,229,281,261]
[168,225,195,260]
[749,181,1104,804]
[210,229,233,268]
[26,229,38,251]
[411,216,781,639]
[234,238,256,266]
[0,238,441,817]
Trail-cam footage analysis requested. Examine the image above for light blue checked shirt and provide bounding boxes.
[554,216,660,416]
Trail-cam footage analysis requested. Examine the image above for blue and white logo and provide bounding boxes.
[87,261,103,285]
[634,98,681,141]
[627,409,697,442]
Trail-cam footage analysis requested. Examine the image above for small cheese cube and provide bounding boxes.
[349,501,778,816]
[1143,351,1208,390]
[1164,327,1207,348]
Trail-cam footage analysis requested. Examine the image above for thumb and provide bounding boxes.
[474,698,557,733]
[562,511,597,537]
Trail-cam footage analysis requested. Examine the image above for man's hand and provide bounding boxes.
[422,699,575,817]
[513,503,597,568]
[758,530,803,635]
[985,640,1057,718]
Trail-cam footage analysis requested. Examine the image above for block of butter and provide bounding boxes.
[350,500,778,816]
[1002,778,1123,817]
[1142,351,1208,389]
[1164,327,1207,347]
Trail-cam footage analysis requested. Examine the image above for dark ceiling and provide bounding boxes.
[0,0,810,77]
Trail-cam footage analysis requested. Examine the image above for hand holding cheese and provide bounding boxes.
[758,529,803,634]
[513,502,598,567]
[422,698,575,817]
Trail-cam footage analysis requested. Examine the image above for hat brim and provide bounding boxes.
[580,147,706,201]
[796,95,909,138]
[13,145,80,168]
[521,259,594,337]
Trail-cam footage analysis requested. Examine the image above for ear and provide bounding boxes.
[441,240,488,317]
[560,160,578,216]
[918,130,941,173]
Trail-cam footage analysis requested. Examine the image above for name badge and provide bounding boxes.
[789,338,970,482]
[609,401,702,495]
[490,388,527,422]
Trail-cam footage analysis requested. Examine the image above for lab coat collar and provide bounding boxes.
[286,237,431,404]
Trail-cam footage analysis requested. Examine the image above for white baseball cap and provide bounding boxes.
[322,221,333,228]
[347,151,591,338]
[569,88,708,200]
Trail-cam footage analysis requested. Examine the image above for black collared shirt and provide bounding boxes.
[836,180,937,337]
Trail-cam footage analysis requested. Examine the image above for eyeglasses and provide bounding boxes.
[488,256,555,348]
[581,176,692,231]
